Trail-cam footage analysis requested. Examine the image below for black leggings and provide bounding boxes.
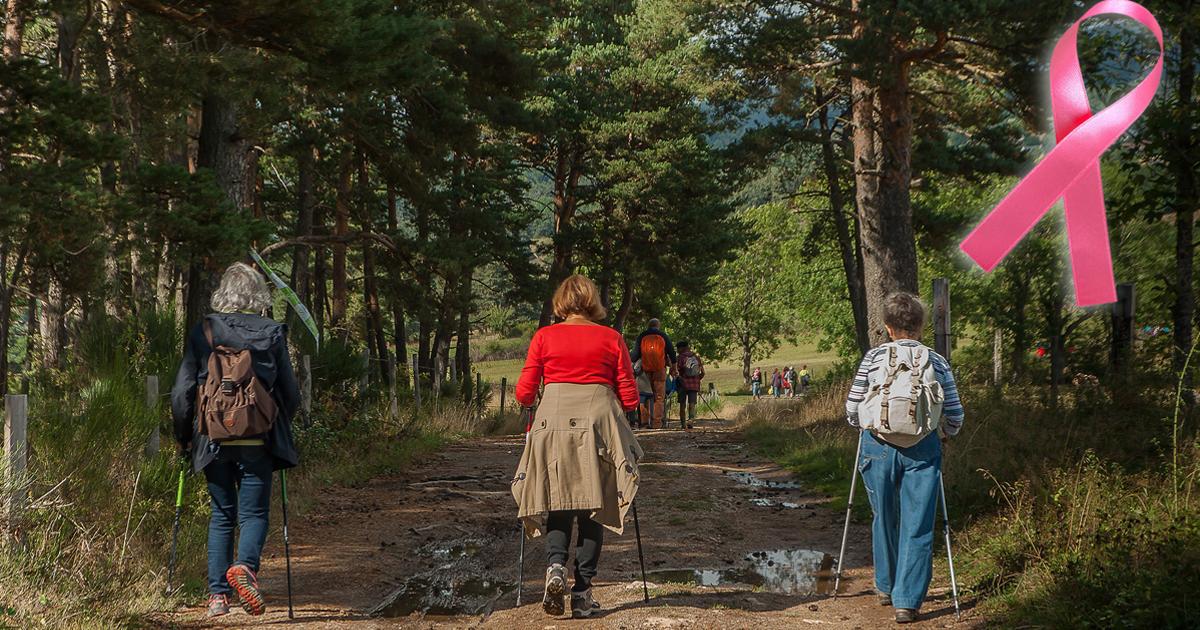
[545,510,604,591]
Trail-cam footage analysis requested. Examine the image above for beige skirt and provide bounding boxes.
[511,383,644,538]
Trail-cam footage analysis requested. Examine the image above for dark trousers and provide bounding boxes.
[546,510,604,591]
[204,444,273,594]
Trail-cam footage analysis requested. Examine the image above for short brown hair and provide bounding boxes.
[552,274,606,322]
[883,292,926,336]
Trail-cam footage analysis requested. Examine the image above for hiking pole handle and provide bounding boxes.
[834,430,864,597]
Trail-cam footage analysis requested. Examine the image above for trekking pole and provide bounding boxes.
[938,470,962,619]
[281,469,295,619]
[631,501,649,603]
[515,521,526,606]
[165,467,185,594]
[833,431,864,596]
[516,406,533,607]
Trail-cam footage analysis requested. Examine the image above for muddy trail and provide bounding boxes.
[158,417,974,629]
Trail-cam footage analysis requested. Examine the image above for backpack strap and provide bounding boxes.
[879,346,897,431]
[202,319,215,349]
[909,348,922,422]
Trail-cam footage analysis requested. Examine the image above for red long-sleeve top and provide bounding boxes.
[516,322,640,411]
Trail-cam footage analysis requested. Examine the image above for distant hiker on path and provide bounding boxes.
[751,367,763,399]
[770,368,783,398]
[674,341,705,429]
[512,275,644,619]
[171,262,301,619]
[784,366,797,398]
[799,364,811,395]
[630,318,677,429]
[633,359,653,429]
[845,292,963,624]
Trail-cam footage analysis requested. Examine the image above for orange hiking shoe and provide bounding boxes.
[207,593,231,618]
[226,563,266,616]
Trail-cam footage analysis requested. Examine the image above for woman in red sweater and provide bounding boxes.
[511,275,643,619]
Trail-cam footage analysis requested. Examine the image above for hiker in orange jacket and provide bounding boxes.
[630,318,676,429]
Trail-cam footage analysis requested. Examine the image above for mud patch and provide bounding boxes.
[750,498,804,509]
[373,536,514,618]
[726,470,801,490]
[648,548,834,596]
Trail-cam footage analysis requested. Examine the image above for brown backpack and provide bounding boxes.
[196,320,277,441]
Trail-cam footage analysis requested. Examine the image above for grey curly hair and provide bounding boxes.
[211,262,272,314]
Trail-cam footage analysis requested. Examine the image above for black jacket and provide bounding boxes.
[171,313,301,473]
[631,327,677,364]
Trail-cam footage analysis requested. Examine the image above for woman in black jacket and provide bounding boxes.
[171,262,300,618]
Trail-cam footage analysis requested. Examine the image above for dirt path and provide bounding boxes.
[158,417,975,629]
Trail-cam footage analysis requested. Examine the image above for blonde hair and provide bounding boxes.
[552,274,606,322]
[211,262,272,314]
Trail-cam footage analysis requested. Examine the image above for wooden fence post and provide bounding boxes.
[144,375,160,456]
[412,353,421,412]
[993,329,1003,387]
[1111,283,1135,375]
[300,355,312,425]
[387,351,398,419]
[933,278,951,362]
[499,377,507,416]
[5,394,28,532]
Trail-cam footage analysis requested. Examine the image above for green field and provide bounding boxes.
[475,339,842,405]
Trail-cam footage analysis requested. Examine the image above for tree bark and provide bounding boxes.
[817,91,870,354]
[538,150,582,327]
[852,67,919,346]
[330,154,352,340]
[357,148,388,383]
[3,0,25,60]
[290,142,316,310]
[1172,18,1196,393]
[187,92,248,330]
[613,271,635,333]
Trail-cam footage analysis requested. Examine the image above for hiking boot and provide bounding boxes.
[206,594,231,618]
[571,588,600,618]
[878,592,892,606]
[226,563,266,616]
[542,564,566,616]
[895,608,918,623]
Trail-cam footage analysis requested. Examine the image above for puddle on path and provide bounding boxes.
[373,536,513,618]
[749,497,804,509]
[725,470,801,490]
[375,574,515,618]
[648,549,834,596]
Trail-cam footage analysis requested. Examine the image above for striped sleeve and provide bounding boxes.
[845,348,884,427]
[930,352,964,435]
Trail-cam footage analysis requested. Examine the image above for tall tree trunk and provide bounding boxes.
[38,279,65,369]
[3,0,25,60]
[454,271,472,386]
[538,151,582,327]
[613,270,635,333]
[1009,274,1030,382]
[1172,16,1196,396]
[741,331,753,385]
[357,148,388,383]
[187,92,247,330]
[852,67,919,345]
[818,93,870,354]
[290,142,316,310]
[330,154,352,340]
[385,182,407,377]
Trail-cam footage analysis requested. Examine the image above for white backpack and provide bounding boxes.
[683,355,701,377]
[859,343,944,447]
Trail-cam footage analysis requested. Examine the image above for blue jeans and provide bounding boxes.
[204,444,273,594]
[751,382,761,397]
[858,431,941,611]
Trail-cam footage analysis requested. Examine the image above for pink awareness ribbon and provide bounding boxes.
[959,0,1163,306]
